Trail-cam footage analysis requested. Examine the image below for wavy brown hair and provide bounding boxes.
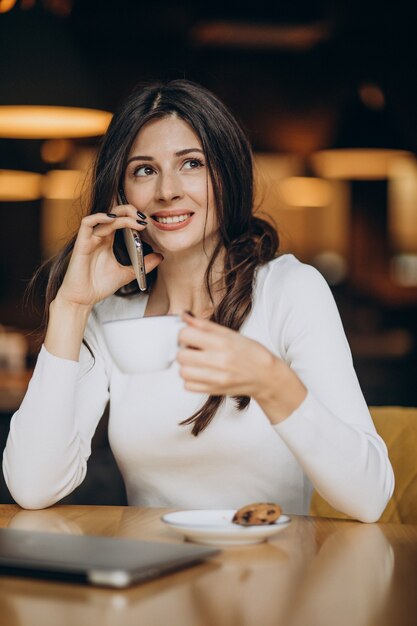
[40,79,279,435]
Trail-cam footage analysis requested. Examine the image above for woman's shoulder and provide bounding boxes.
[254,255,341,342]
[257,254,326,291]
[254,254,334,318]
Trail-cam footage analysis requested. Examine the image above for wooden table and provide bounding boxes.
[0,505,416,626]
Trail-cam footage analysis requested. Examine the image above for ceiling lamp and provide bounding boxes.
[0,106,112,139]
[0,169,43,201]
[311,149,410,180]
[0,0,16,13]
[190,20,333,51]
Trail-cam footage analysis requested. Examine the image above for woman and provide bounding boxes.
[3,80,394,520]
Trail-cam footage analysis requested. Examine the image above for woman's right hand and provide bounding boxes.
[56,203,163,309]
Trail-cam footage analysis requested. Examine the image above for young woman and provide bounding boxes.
[3,80,394,520]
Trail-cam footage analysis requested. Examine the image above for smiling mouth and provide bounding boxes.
[152,213,193,224]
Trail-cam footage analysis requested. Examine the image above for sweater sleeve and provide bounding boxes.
[2,310,110,509]
[263,258,394,522]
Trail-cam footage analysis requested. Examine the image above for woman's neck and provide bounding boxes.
[145,242,225,318]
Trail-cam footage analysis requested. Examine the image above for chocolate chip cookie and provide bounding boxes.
[232,502,282,526]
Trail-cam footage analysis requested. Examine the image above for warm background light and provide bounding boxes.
[253,153,350,262]
[0,106,112,139]
[358,83,386,111]
[388,155,417,254]
[390,254,417,287]
[0,170,43,201]
[254,153,303,210]
[190,19,333,51]
[279,176,333,208]
[41,138,74,164]
[0,0,16,14]
[311,149,410,180]
[41,169,90,257]
[42,169,87,200]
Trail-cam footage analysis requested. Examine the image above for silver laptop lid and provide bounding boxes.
[0,528,219,588]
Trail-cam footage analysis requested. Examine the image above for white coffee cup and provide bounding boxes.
[102,315,185,374]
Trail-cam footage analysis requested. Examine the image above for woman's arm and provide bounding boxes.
[261,261,395,522]
[3,203,163,509]
[2,311,110,510]
[44,207,161,361]
[177,259,394,522]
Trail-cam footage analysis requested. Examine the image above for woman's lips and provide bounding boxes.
[151,214,194,231]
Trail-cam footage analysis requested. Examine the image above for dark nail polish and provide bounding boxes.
[137,210,146,219]
[107,213,117,218]
[185,310,195,317]
[136,219,147,226]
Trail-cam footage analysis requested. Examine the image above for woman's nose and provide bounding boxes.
[156,171,183,202]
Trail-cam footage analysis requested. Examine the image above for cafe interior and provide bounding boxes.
[0,1,416,624]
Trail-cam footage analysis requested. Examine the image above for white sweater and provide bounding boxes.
[3,255,394,520]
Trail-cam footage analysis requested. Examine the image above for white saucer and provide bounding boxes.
[161,509,291,546]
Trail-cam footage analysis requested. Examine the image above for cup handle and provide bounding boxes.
[172,320,186,358]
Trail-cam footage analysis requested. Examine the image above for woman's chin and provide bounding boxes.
[146,238,202,257]
[146,228,220,260]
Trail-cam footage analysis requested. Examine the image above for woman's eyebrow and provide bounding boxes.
[176,148,204,157]
[126,148,204,166]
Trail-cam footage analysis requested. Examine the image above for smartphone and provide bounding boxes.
[118,187,147,292]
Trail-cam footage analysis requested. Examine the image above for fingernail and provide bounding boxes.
[185,310,195,317]
[136,219,147,226]
[137,210,146,219]
[107,213,117,218]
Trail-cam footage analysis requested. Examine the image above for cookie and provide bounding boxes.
[232,502,282,526]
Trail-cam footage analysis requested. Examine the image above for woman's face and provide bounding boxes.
[123,115,218,257]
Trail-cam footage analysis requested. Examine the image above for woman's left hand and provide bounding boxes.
[177,312,308,423]
[177,312,276,398]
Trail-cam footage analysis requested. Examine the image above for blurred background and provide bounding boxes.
[0,0,416,504]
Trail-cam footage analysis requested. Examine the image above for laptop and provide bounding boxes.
[0,528,219,588]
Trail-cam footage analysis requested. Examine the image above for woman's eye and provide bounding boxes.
[133,165,154,177]
[183,158,204,170]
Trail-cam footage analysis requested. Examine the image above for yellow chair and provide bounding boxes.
[310,406,417,523]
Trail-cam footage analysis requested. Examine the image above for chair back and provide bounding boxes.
[309,406,417,523]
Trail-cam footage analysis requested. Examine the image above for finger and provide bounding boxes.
[118,265,137,286]
[179,365,226,385]
[183,381,214,393]
[144,252,164,274]
[80,211,147,230]
[92,215,148,238]
[178,326,223,351]
[181,311,229,335]
[107,204,147,220]
[116,252,163,289]
[182,377,241,395]
[79,212,121,232]
[183,379,245,396]
[73,214,118,252]
[177,347,224,369]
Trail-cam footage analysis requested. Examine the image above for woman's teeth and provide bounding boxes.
[154,214,192,224]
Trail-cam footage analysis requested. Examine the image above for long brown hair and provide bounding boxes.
[40,79,279,435]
